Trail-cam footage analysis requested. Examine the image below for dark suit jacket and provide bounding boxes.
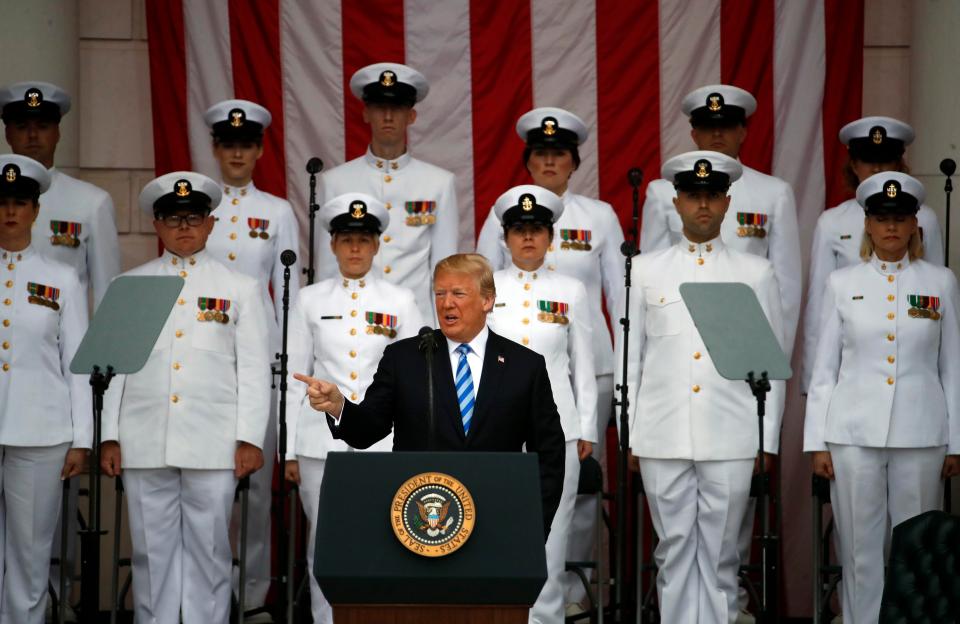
[327,328,566,536]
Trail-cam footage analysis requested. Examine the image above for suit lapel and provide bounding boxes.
[469,330,506,440]
[432,329,466,443]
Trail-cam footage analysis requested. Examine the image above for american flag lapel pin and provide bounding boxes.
[497,355,505,364]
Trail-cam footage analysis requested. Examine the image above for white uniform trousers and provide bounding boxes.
[563,373,613,604]
[530,441,580,623]
[828,443,945,624]
[233,392,276,608]
[124,467,236,624]
[640,458,753,624]
[736,495,756,611]
[298,456,333,624]
[0,443,69,624]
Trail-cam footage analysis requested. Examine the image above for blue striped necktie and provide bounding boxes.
[455,344,475,435]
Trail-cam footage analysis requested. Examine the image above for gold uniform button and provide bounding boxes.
[349,328,357,336]
[231,198,240,206]
[351,393,358,401]
[386,202,392,210]
[384,175,392,183]
[887,312,895,320]
[179,271,187,278]
[351,292,358,300]
[228,253,237,261]
[175,330,184,338]
[522,337,529,345]
[350,310,358,317]
[384,266,392,274]
[384,236,392,243]
[887,355,895,364]
[2,320,8,327]
[522,318,529,325]
[177,298,185,306]
[171,394,179,403]
[3,299,9,306]
[887,275,895,283]
[7,264,14,271]
[887,333,895,342]
[1,341,8,349]
[887,294,895,302]
[229,233,237,240]
[350,371,358,380]
[523,283,531,291]
[693,352,701,360]
[349,350,357,358]
[692,385,701,393]
[523,301,530,308]
[887,377,894,385]
[231,215,239,223]
[4,280,11,288]
[1,363,8,372]
[173,362,181,371]
[697,258,705,266]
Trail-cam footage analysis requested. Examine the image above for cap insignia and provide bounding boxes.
[885,181,899,198]
[351,201,367,219]
[707,93,723,112]
[520,194,535,212]
[542,117,557,136]
[229,108,245,128]
[695,159,712,178]
[175,179,192,197]
[871,125,886,145]
[24,88,42,108]
[3,164,18,183]
[380,70,396,87]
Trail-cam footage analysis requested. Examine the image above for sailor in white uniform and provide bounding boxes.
[316,63,458,321]
[100,172,271,624]
[485,185,597,624]
[284,193,421,624]
[804,172,960,624]
[617,151,785,624]
[203,98,302,613]
[802,116,944,393]
[0,154,89,624]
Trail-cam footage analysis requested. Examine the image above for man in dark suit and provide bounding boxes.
[294,253,566,535]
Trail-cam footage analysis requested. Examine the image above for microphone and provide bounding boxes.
[418,326,436,352]
[280,249,297,267]
[940,158,956,177]
[627,168,644,188]
[306,157,324,175]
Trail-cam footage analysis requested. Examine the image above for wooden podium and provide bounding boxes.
[314,452,547,623]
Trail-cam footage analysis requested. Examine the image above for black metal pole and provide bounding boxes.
[627,168,644,250]
[81,364,113,623]
[747,371,778,623]
[304,158,323,286]
[613,240,635,623]
[274,250,296,623]
[941,158,955,514]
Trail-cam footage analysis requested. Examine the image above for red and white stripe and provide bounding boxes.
[145,1,864,615]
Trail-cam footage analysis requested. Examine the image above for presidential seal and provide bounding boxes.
[391,472,476,558]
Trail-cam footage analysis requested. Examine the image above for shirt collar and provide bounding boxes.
[446,325,489,361]
[679,233,724,257]
[340,273,370,291]
[509,262,545,283]
[223,181,255,197]
[162,248,207,268]
[870,252,910,276]
[364,146,412,172]
[0,245,35,262]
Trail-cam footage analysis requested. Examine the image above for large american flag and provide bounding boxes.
[145,0,865,616]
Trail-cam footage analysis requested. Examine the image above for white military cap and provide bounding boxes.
[204,99,272,141]
[856,171,925,215]
[839,116,914,163]
[0,81,71,122]
[493,184,564,227]
[662,150,743,191]
[320,193,390,234]
[0,154,51,195]
[681,84,757,125]
[138,172,222,216]
[515,107,588,149]
[349,63,429,106]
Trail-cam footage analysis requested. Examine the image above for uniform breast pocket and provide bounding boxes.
[645,289,684,336]
[192,319,236,355]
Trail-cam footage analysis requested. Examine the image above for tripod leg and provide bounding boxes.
[110,476,124,624]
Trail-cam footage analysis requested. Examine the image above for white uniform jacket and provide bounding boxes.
[616,237,785,460]
[0,246,90,448]
[803,255,960,454]
[488,267,598,443]
[801,199,944,392]
[207,181,302,346]
[640,166,801,352]
[476,192,625,376]
[285,275,422,459]
[317,148,458,320]
[102,250,271,469]
[32,168,121,307]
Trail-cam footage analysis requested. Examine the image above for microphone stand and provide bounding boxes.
[941,158,955,514]
[304,159,323,285]
[613,239,635,623]
[628,168,644,247]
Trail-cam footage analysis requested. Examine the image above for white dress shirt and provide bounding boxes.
[0,245,90,448]
[801,199,944,392]
[616,236,785,460]
[476,191,624,376]
[317,148,459,320]
[640,165,801,353]
[804,254,960,453]
[102,249,271,469]
[31,168,121,307]
[445,325,489,397]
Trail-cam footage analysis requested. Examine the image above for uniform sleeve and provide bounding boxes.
[397,291,425,340]
[938,271,960,454]
[101,373,125,444]
[271,200,302,322]
[803,275,843,452]
[60,278,92,448]
[328,344,397,448]
[802,214,837,394]
[613,265,645,438]
[919,204,945,266]
[767,183,802,357]
[475,209,509,270]
[429,172,460,268]
[756,264,786,454]
[236,282,272,448]
[599,204,626,320]
[88,190,122,307]
[569,282,598,443]
[284,292,313,461]
[639,182,672,254]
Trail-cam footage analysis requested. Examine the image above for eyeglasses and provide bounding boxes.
[159,213,207,228]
